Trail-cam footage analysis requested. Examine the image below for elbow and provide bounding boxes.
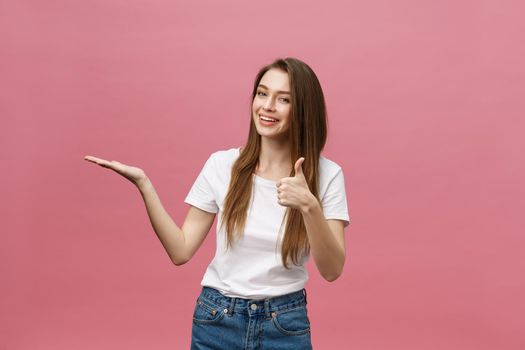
[322,265,344,282]
[171,254,189,266]
[323,273,341,282]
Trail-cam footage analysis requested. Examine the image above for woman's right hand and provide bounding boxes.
[84,155,148,187]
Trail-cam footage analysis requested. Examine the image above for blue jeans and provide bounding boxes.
[191,286,313,350]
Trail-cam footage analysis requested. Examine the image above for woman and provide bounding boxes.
[84,57,350,349]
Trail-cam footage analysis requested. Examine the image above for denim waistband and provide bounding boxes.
[198,286,308,317]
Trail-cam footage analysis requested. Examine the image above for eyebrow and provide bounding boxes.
[257,84,291,95]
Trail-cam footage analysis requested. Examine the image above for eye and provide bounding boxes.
[280,98,290,103]
[257,91,267,96]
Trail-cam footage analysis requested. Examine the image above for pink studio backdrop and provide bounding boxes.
[1,1,524,349]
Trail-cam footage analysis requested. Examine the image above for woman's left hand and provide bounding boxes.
[276,157,314,212]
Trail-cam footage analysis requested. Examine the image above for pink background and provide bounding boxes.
[1,0,524,349]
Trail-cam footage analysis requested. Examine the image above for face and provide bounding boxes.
[252,68,292,141]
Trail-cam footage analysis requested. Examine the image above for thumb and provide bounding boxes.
[294,157,305,177]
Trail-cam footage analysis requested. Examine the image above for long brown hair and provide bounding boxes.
[219,57,328,269]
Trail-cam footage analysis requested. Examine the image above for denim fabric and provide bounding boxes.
[191,286,313,350]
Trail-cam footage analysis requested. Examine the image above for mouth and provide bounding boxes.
[258,114,279,123]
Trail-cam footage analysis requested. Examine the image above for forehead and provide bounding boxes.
[259,68,290,91]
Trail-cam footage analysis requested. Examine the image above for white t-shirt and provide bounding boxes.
[184,147,350,299]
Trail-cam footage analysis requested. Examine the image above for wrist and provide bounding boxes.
[300,192,318,214]
[136,176,151,191]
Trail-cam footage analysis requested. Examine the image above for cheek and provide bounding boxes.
[252,96,263,107]
[282,109,291,122]
[252,101,260,114]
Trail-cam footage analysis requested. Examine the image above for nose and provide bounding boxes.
[263,97,276,111]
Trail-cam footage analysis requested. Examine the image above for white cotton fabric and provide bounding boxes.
[184,147,350,299]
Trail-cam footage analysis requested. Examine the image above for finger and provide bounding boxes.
[84,155,109,166]
[277,177,292,187]
[84,156,117,169]
[84,155,106,163]
[294,157,305,177]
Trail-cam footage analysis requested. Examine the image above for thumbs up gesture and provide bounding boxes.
[276,157,315,212]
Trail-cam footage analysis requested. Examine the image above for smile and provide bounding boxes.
[259,115,278,122]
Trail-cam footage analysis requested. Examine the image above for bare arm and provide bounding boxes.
[300,195,346,282]
[84,155,215,265]
[137,177,216,265]
[276,157,346,282]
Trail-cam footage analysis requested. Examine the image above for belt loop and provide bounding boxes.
[264,298,270,317]
[228,297,236,315]
[303,288,307,304]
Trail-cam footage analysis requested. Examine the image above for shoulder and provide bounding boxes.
[208,146,241,168]
[319,154,343,178]
[318,154,347,193]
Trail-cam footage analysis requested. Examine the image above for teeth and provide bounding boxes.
[260,115,277,122]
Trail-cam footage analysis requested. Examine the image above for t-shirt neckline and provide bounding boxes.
[237,147,278,186]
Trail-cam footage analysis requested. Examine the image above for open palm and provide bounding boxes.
[84,155,147,186]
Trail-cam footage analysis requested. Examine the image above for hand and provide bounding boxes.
[276,157,314,211]
[84,155,148,187]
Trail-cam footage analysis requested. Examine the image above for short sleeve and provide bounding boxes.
[321,168,351,228]
[184,153,219,214]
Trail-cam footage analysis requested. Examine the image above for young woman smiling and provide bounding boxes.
[84,57,350,349]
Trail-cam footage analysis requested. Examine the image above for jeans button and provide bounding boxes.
[250,303,257,310]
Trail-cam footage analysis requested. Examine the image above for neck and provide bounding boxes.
[257,137,292,173]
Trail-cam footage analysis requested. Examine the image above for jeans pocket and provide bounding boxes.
[271,305,311,336]
[192,298,226,324]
